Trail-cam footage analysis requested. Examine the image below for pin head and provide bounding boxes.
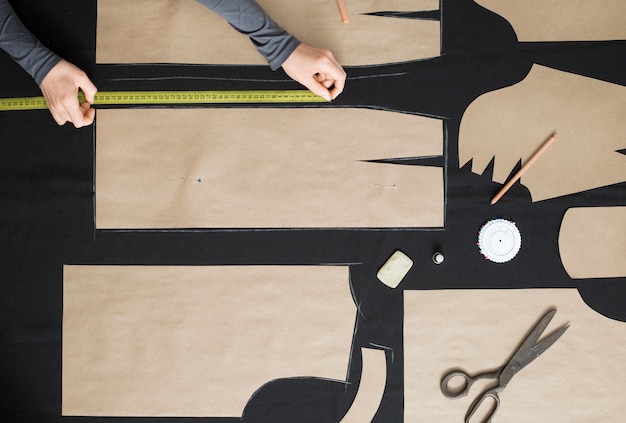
[432,252,444,264]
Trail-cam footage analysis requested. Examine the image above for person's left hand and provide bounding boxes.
[39,59,98,128]
[281,43,346,101]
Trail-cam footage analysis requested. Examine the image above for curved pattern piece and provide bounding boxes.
[241,377,351,422]
[460,64,626,201]
[559,207,626,279]
[475,0,626,41]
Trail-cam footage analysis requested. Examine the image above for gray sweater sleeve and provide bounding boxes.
[197,0,300,70]
[0,0,62,85]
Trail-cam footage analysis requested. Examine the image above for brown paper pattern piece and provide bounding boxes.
[339,348,387,422]
[459,64,626,201]
[405,289,626,422]
[559,206,626,279]
[96,0,440,65]
[95,108,443,229]
[62,265,356,417]
[476,0,626,42]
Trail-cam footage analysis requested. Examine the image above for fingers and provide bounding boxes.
[311,73,345,101]
[299,74,331,101]
[314,73,337,89]
[327,71,346,100]
[309,83,332,101]
[80,76,98,105]
[320,78,334,89]
[73,77,98,128]
[81,104,96,126]
[47,95,95,128]
[39,59,97,129]
[70,73,97,128]
[317,51,346,99]
[302,67,345,101]
[311,53,346,100]
[281,43,347,101]
[66,96,95,128]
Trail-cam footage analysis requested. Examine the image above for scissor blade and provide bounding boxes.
[498,309,563,387]
[513,309,557,360]
[522,324,569,367]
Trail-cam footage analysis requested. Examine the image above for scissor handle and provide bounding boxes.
[465,387,501,423]
[440,369,499,399]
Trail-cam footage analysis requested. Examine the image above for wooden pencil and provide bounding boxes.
[337,0,349,23]
[490,133,558,205]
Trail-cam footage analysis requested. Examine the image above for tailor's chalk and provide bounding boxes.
[377,250,413,288]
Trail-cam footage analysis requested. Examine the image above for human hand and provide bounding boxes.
[281,43,346,101]
[39,59,98,128]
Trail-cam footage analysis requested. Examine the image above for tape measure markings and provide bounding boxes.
[0,90,326,111]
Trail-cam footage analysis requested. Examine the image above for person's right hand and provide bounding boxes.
[39,59,98,128]
[281,43,346,101]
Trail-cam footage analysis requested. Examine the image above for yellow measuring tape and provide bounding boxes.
[0,90,326,111]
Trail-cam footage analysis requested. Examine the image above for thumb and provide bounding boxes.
[304,77,331,101]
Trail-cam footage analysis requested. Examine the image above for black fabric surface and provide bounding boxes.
[0,1,624,421]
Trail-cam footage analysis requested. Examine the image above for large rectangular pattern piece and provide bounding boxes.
[63,265,356,417]
[95,108,443,229]
[96,0,441,65]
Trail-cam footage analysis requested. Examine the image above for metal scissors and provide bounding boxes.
[440,308,569,422]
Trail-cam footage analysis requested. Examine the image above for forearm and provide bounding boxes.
[0,0,61,85]
[196,0,300,70]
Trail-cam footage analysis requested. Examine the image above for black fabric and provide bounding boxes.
[0,1,624,422]
[0,0,61,84]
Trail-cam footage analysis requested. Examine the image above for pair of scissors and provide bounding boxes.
[440,308,569,422]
